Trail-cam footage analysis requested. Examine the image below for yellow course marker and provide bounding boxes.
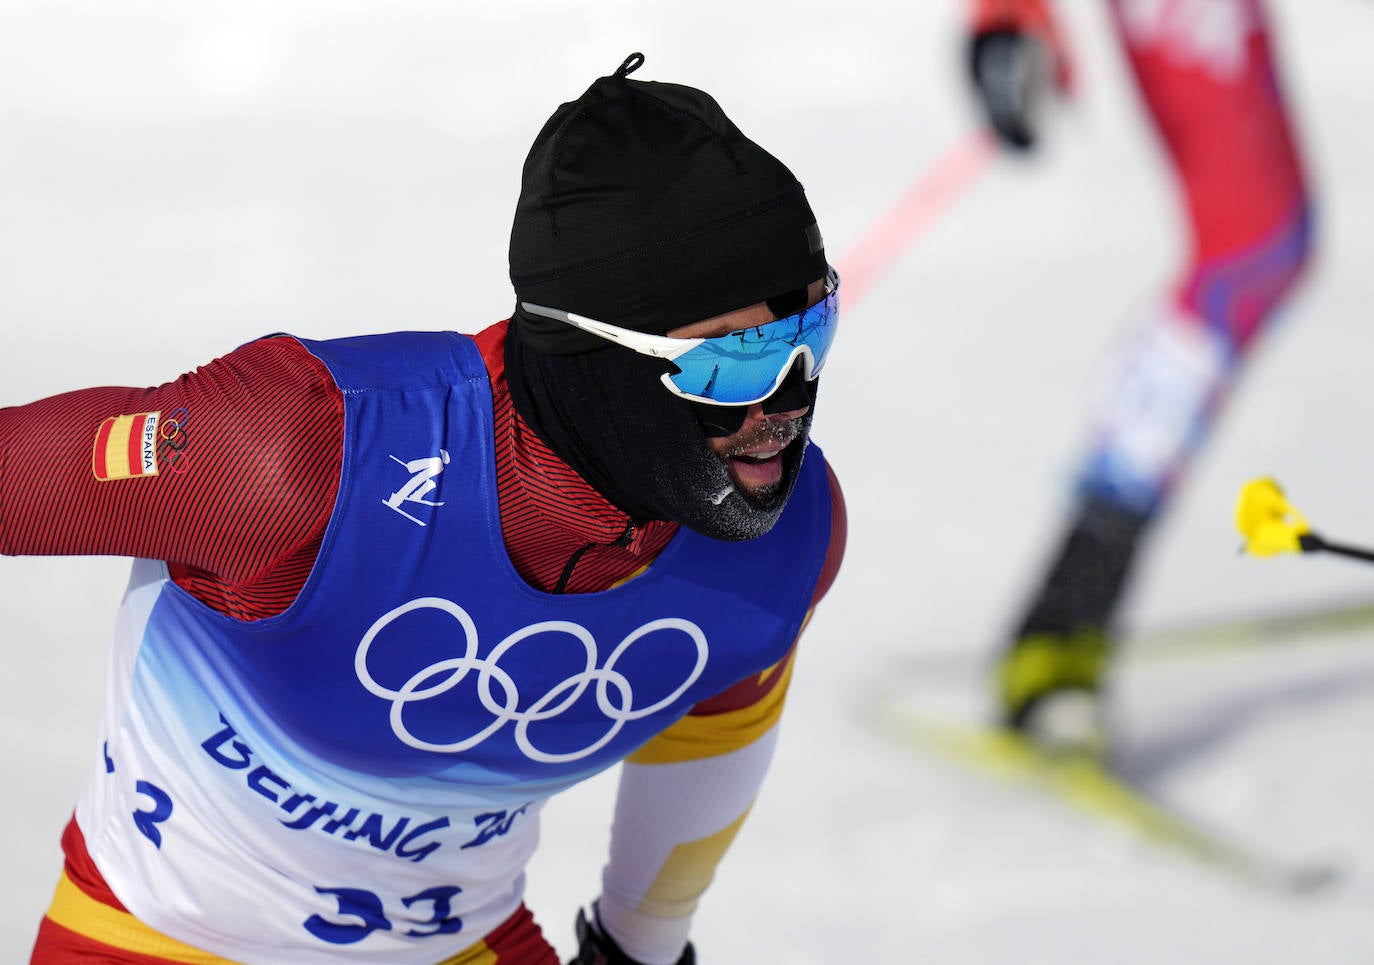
[1236,477,1311,557]
[1236,477,1374,565]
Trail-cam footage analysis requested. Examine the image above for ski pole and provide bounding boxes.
[1294,532,1374,565]
[1236,477,1374,565]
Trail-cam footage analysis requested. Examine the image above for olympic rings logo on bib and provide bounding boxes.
[354,597,709,763]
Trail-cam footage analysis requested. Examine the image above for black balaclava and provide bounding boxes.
[505,53,828,541]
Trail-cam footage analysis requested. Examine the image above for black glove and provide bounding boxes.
[567,907,696,965]
[968,28,1052,151]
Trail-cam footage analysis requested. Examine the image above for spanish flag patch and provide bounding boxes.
[92,411,161,481]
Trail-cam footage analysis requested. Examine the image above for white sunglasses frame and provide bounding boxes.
[518,269,839,407]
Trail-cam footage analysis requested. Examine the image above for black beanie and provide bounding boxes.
[509,53,827,351]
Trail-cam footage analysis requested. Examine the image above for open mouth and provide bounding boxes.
[715,422,804,500]
[726,448,787,492]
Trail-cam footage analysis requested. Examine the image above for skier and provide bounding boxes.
[968,0,1313,748]
[9,54,845,964]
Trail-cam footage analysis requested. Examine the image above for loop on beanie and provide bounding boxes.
[613,52,645,78]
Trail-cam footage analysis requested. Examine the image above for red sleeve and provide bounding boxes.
[0,337,343,588]
[810,462,846,607]
[969,0,1074,91]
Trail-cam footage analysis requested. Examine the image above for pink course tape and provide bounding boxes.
[835,129,996,309]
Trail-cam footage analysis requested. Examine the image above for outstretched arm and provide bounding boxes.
[0,336,342,618]
[579,465,847,964]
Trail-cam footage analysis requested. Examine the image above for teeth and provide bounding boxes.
[738,451,777,463]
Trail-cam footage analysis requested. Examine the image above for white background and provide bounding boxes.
[1,1,1372,962]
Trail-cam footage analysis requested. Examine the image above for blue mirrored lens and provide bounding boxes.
[664,285,839,405]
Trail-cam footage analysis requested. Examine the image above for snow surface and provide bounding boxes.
[1,1,1371,962]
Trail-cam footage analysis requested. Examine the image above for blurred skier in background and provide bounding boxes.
[967,0,1313,750]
